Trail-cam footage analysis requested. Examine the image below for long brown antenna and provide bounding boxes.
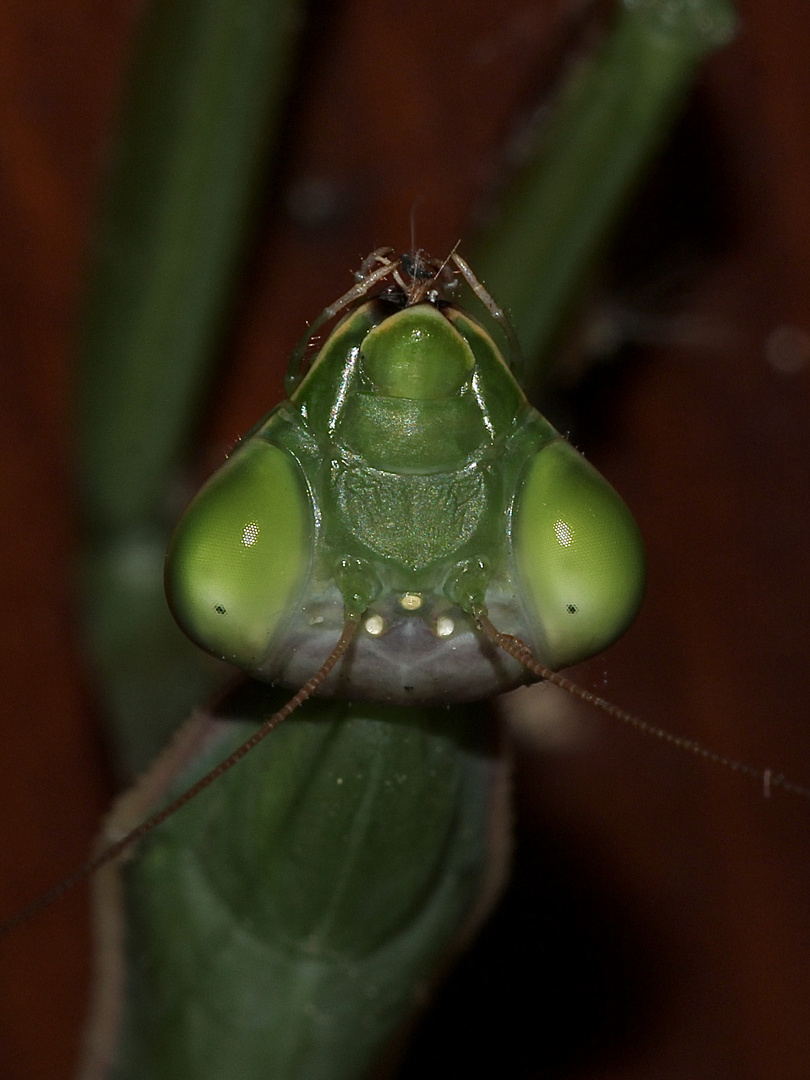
[475,612,810,801]
[285,256,402,392]
[0,617,359,940]
[448,252,523,366]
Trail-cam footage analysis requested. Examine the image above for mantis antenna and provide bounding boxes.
[474,612,810,801]
[0,616,360,940]
[447,251,523,368]
[284,247,515,393]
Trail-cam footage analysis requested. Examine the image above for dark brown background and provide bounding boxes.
[1,1,809,1077]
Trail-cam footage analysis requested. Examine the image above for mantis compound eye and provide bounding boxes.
[165,442,310,670]
[512,440,646,670]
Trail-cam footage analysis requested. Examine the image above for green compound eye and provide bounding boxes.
[513,440,645,670]
[165,441,310,670]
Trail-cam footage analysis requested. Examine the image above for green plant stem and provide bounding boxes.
[471,0,736,385]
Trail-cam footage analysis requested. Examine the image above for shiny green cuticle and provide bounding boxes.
[513,439,646,670]
[165,441,310,669]
[360,305,475,399]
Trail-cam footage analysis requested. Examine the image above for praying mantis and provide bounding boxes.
[68,246,645,1079]
[1,0,810,1075]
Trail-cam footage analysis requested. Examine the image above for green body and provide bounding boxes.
[166,297,645,703]
[99,687,502,1080]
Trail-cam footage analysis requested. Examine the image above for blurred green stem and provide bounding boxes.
[79,0,303,532]
[472,0,736,385]
[78,0,305,775]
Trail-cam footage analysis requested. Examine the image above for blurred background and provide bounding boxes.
[1,0,809,1076]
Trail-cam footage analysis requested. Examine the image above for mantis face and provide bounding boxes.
[166,257,645,703]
